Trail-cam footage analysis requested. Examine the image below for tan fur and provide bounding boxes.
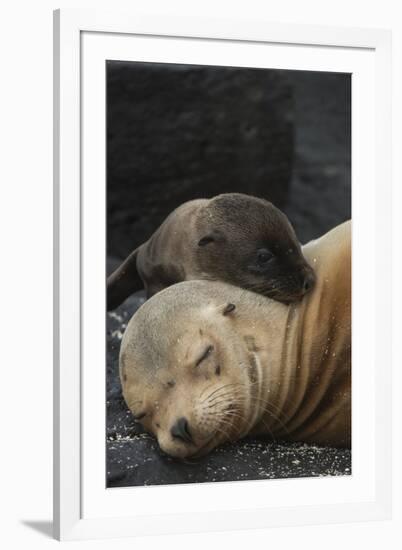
[120,221,351,457]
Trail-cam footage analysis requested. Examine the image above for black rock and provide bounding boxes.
[107,61,294,258]
[283,71,351,243]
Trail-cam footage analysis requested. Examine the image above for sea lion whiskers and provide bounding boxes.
[200,382,248,404]
[216,419,240,441]
[215,424,232,442]
[203,386,247,407]
[245,276,305,299]
[212,408,245,425]
[234,388,291,433]
[203,384,252,405]
[213,409,246,424]
[204,394,244,410]
[212,407,247,438]
[199,381,219,401]
[257,404,290,434]
[206,381,292,435]
[257,400,291,426]
[205,390,259,438]
[214,413,246,438]
[202,382,267,430]
[202,377,296,432]
[207,398,242,411]
[200,392,248,437]
[245,283,291,298]
[244,388,291,424]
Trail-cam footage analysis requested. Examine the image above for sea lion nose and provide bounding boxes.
[302,270,316,294]
[170,417,194,444]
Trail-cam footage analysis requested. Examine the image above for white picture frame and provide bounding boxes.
[53,8,392,541]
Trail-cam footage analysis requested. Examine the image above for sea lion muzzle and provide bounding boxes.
[170,417,194,444]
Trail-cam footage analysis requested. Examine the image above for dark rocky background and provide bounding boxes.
[106,62,351,488]
[107,62,293,258]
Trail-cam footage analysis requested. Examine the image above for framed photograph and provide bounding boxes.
[53,9,392,541]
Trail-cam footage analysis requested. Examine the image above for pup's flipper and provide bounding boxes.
[107,248,143,310]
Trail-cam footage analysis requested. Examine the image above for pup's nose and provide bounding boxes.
[170,417,193,444]
[302,270,316,294]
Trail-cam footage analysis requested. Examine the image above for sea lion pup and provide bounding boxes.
[120,221,351,458]
[107,193,315,309]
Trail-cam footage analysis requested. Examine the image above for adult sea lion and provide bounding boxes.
[119,221,351,458]
[107,193,315,309]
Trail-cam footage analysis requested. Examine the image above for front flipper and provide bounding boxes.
[107,248,144,310]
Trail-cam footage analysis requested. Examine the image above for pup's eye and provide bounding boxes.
[256,248,273,265]
[195,345,214,367]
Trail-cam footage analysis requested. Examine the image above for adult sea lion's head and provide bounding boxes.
[120,280,278,459]
[194,193,315,303]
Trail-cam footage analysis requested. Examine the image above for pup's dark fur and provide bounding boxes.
[107,193,315,309]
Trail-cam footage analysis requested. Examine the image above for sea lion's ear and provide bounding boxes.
[222,303,236,316]
[207,301,236,318]
[198,229,226,247]
[198,235,215,247]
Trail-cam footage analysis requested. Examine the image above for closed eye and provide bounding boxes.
[195,345,214,367]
